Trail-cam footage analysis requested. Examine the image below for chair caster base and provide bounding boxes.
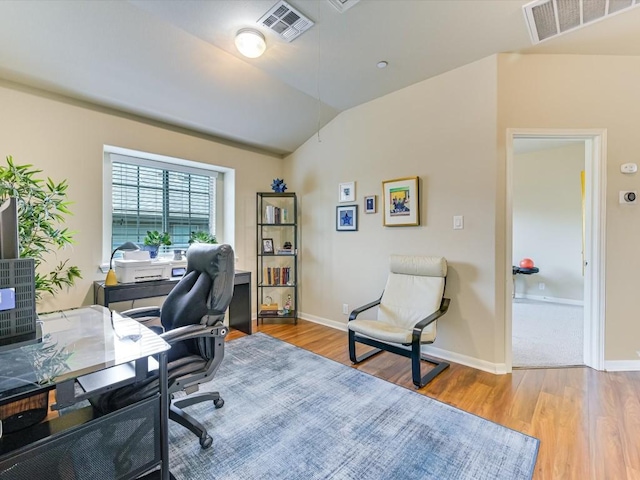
[200,434,213,449]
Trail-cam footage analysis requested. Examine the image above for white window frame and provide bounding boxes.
[102,145,235,266]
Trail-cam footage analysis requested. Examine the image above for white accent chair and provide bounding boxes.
[347,255,450,388]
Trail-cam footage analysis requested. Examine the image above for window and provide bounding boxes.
[107,152,219,254]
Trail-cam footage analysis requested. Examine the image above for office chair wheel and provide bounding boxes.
[214,398,224,409]
[200,434,213,449]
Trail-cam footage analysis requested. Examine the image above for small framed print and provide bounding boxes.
[262,238,274,254]
[339,181,355,202]
[364,195,377,214]
[382,176,420,226]
[336,205,358,231]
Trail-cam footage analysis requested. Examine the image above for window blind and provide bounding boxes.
[111,156,216,252]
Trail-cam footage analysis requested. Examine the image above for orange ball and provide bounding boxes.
[519,258,535,269]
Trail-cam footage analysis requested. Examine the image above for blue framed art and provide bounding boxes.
[336,205,358,231]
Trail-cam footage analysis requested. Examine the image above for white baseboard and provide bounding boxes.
[516,294,584,306]
[299,312,507,374]
[604,360,640,372]
[298,311,348,331]
[421,345,509,375]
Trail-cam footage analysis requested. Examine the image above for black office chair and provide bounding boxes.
[94,243,235,449]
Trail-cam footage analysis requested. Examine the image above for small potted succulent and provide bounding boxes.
[143,230,171,258]
[188,231,217,244]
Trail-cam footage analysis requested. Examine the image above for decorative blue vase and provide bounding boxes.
[143,245,159,259]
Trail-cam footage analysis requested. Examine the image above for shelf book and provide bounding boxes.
[263,266,292,286]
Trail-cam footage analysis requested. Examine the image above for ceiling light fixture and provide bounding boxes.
[235,28,266,58]
[377,61,388,69]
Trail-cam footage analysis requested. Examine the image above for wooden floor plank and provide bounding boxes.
[230,319,640,480]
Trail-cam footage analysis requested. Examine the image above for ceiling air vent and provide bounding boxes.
[327,0,361,13]
[258,1,314,43]
[523,0,639,44]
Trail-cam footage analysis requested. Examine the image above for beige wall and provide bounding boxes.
[288,52,640,367]
[513,143,584,301]
[285,56,502,365]
[0,81,281,312]
[5,51,639,366]
[499,54,640,362]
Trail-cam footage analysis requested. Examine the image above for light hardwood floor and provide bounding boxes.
[229,320,640,480]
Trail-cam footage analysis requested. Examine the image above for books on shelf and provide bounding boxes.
[264,205,289,224]
[263,266,292,286]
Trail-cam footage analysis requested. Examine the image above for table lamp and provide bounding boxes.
[105,241,140,286]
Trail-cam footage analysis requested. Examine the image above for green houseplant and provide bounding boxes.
[0,156,81,300]
[188,230,217,244]
[143,230,171,258]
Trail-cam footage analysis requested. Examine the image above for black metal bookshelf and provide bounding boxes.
[256,192,298,325]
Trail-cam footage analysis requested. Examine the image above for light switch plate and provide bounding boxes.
[453,215,464,230]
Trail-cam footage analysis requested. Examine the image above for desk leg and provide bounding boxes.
[229,282,252,335]
[159,351,170,480]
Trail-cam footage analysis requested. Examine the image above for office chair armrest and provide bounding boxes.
[412,298,450,337]
[348,296,382,321]
[160,323,227,344]
[121,306,162,318]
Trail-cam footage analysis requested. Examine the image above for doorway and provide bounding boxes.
[505,129,606,371]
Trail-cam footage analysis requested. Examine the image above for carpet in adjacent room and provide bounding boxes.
[512,299,583,368]
[168,333,539,479]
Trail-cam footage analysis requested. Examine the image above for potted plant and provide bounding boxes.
[0,156,81,300]
[143,230,171,258]
[188,230,217,244]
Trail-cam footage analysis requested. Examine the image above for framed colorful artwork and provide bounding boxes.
[336,205,358,231]
[382,176,419,226]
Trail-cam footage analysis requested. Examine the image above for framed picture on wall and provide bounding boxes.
[339,182,355,202]
[336,205,358,231]
[382,176,420,226]
[364,195,377,214]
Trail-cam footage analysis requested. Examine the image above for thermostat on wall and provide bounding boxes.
[621,163,637,174]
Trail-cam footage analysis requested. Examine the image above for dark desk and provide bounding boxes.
[94,270,253,335]
[0,306,171,480]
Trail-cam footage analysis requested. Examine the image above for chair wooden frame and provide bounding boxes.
[348,296,451,388]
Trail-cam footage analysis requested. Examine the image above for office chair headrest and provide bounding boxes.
[389,255,447,277]
[186,243,235,323]
[186,243,234,279]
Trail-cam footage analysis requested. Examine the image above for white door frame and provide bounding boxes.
[505,128,606,371]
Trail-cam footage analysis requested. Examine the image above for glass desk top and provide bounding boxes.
[0,305,170,404]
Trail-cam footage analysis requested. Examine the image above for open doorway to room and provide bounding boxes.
[506,130,605,371]
[512,138,585,367]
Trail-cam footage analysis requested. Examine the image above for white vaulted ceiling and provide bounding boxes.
[0,0,639,155]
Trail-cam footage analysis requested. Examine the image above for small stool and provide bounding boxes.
[512,266,540,298]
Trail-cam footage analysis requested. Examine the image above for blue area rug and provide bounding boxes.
[168,333,538,479]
